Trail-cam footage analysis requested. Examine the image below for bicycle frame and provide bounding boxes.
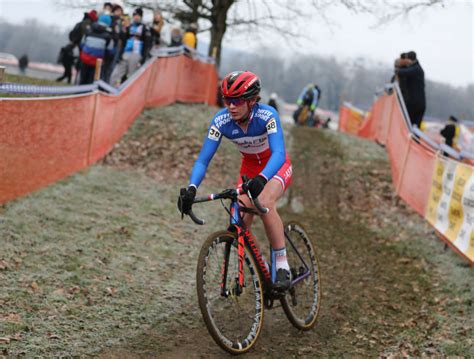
[190,188,312,299]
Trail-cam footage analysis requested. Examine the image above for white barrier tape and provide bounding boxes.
[151,45,215,64]
[0,82,98,95]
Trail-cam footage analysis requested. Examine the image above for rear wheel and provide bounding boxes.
[281,222,321,330]
[196,231,264,354]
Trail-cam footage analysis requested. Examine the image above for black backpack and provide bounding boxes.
[69,22,83,45]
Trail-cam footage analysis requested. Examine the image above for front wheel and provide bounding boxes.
[281,221,321,330]
[196,231,265,354]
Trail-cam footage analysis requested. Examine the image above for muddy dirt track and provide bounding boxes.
[101,106,472,358]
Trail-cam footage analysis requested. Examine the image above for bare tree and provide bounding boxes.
[56,0,445,68]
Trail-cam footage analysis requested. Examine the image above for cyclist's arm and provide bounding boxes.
[296,86,307,105]
[260,113,286,181]
[311,88,319,111]
[189,124,222,188]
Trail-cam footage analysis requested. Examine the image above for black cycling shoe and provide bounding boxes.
[273,268,291,292]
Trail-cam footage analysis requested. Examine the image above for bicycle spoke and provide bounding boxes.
[197,233,264,354]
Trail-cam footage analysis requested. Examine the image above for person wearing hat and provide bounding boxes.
[110,7,152,86]
[440,115,460,149]
[69,10,98,47]
[183,22,198,49]
[79,14,115,84]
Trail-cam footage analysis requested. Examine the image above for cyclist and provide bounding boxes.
[178,70,293,291]
[293,83,321,126]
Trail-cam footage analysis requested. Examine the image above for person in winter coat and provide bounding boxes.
[109,7,152,87]
[396,51,426,128]
[151,10,164,48]
[268,93,279,112]
[183,23,198,49]
[169,27,183,47]
[69,10,98,47]
[18,54,29,74]
[440,115,460,149]
[79,14,115,84]
[56,43,75,83]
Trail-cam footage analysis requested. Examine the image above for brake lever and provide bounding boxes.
[241,175,269,214]
[247,191,269,214]
[189,208,205,225]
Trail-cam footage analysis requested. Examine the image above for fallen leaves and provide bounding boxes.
[30,281,40,292]
[46,332,61,340]
[106,287,117,297]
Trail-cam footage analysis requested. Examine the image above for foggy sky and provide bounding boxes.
[0,0,472,87]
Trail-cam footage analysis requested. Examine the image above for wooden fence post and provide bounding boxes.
[94,59,103,81]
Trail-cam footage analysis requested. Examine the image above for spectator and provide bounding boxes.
[69,10,98,47]
[109,7,152,87]
[169,27,183,47]
[151,10,165,49]
[322,117,331,129]
[121,13,131,30]
[56,43,75,83]
[268,93,279,112]
[440,115,460,149]
[396,51,426,128]
[391,52,411,97]
[18,54,29,74]
[102,2,113,15]
[79,14,115,84]
[183,23,198,49]
[106,3,125,82]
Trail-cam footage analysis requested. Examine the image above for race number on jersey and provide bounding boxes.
[208,125,221,141]
[266,118,277,134]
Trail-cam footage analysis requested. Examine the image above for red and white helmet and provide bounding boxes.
[221,71,261,100]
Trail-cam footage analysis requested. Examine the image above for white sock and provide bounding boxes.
[274,247,290,271]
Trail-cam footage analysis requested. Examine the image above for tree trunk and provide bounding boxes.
[208,0,234,70]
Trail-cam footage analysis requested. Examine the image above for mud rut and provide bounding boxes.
[101,127,447,358]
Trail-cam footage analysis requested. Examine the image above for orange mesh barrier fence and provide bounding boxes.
[0,54,218,205]
[146,56,218,107]
[338,102,366,135]
[146,56,184,107]
[0,94,96,204]
[339,86,473,265]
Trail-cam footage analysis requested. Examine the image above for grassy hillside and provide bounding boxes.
[0,104,472,357]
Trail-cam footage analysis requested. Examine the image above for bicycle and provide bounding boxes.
[180,180,321,354]
[293,105,321,127]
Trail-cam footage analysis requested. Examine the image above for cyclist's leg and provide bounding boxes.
[258,179,285,248]
[256,159,293,289]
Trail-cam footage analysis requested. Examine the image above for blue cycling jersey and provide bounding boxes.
[189,103,287,188]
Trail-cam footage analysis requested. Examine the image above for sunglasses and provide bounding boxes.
[223,97,247,107]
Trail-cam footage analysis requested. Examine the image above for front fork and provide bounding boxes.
[220,228,245,297]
